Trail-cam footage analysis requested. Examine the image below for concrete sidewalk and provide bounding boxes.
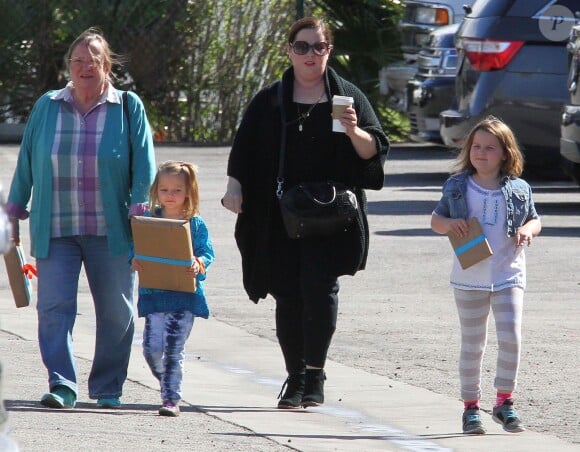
[1,143,578,451]
[0,297,576,452]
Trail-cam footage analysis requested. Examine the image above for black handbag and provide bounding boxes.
[279,181,358,239]
[275,81,359,239]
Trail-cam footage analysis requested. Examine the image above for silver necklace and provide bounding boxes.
[296,91,325,132]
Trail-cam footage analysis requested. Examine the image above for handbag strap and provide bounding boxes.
[276,80,286,200]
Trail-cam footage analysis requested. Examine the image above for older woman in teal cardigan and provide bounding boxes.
[7,28,155,410]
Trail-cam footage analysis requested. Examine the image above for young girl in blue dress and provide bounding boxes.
[431,117,541,435]
[132,161,214,416]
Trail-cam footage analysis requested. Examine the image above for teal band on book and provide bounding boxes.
[135,254,194,267]
[455,235,486,256]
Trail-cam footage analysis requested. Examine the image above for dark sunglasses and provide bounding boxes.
[291,41,332,56]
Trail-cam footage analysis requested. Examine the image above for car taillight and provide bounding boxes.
[459,38,524,71]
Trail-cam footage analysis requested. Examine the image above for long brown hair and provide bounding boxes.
[149,161,200,219]
[452,116,524,177]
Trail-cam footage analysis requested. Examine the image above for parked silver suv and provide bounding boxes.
[380,0,472,111]
[407,23,459,143]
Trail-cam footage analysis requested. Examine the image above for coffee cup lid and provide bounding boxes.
[332,95,354,104]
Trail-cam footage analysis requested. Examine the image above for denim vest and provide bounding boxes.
[433,171,539,237]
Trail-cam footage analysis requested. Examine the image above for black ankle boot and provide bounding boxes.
[302,369,326,407]
[277,373,305,409]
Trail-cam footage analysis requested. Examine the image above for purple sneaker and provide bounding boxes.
[158,400,180,417]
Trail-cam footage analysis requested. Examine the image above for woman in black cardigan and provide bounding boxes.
[222,17,389,409]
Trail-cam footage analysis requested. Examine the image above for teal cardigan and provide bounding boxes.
[8,88,156,258]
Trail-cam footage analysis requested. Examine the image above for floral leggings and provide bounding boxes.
[453,287,524,402]
[142,311,194,403]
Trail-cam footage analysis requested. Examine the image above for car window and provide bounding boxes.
[469,0,515,17]
[534,0,580,11]
[470,0,579,17]
[510,1,561,16]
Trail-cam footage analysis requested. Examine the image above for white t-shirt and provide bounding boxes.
[450,176,526,291]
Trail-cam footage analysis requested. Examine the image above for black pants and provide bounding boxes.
[268,228,339,374]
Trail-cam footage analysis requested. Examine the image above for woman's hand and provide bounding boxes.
[221,177,243,214]
[340,107,377,160]
[339,106,358,135]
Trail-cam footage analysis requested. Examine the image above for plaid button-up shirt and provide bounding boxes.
[50,83,115,237]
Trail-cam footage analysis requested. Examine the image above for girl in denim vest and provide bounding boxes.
[431,116,541,435]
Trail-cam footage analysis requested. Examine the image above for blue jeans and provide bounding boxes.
[36,236,135,399]
[142,311,194,403]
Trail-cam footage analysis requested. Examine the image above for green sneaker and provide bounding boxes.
[492,399,525,433]
[40,386,76,409]
[462,407,486,434]
[96,397,121,408]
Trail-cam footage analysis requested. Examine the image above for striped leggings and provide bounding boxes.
[453,287,524,402]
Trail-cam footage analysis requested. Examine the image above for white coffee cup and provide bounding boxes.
[332,95,354,133]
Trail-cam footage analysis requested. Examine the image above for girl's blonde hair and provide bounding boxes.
[452,116,524,177]
[149,161,200,219]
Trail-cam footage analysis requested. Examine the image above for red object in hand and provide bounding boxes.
[22,263,37,279]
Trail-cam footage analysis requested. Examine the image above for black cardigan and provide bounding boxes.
[228,66,389,302]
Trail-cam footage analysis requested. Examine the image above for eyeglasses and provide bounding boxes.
[69,57,103,68]
[290,41,332,56]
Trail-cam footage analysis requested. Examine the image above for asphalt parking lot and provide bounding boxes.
[1,142,579,449]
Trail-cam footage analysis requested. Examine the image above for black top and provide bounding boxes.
[285,101,333,188]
